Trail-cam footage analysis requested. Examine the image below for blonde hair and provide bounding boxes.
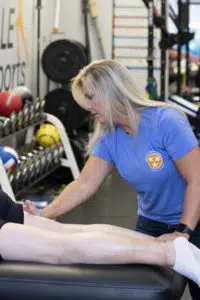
[72,59,183,155]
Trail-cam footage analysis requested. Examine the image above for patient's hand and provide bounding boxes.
[22,200,42,216]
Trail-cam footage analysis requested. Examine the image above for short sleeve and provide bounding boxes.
[91,137,114,163]
[158,108,198,160]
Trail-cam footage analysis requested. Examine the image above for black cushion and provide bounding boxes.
[0,261,187,300]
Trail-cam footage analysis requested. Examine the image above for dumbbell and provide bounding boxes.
[9,111,18,133]
[28,103,35,125]
[0,122,3,138]
[12,168,23,193]
[22,102,30,127]
[20,162,29,187]
[45,148,55,171]
[52,145,60,165]
[17,110,23,130]
[27,160,37,183]
[0,117,11,136]
[34,99,44,123]
[39,98,46,122]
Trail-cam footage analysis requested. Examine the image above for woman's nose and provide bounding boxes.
[85,103,93,111]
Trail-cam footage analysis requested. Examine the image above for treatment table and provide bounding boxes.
[0,261,187,299]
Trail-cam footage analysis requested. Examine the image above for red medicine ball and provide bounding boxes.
[0,91,23,117]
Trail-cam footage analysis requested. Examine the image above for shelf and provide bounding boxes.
[0,113,80,202]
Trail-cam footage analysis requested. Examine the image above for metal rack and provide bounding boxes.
[0,112,80,202]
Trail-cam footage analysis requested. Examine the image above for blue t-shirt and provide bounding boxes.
[91,107,198,224]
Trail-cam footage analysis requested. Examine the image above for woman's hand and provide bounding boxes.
[22,200,42,216]
[157,232,190,242]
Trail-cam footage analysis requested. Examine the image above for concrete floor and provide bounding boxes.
[58,167,192,300]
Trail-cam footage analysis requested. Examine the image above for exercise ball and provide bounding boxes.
[12,86,33,105]
[35,124,60,147]
[0,91,22,117]
[0,146,19,170]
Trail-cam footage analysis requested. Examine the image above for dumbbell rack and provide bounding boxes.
[0,112,80,202]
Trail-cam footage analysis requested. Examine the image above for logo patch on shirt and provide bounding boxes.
[146,152,163,170]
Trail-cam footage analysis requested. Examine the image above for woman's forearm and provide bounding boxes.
[40,180,94,219]
[180,182,200,230]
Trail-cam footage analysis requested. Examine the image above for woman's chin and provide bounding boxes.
[95,115,104,123]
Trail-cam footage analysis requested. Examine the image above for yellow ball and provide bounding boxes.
[35,124,60,147]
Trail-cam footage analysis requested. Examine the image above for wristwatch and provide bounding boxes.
[175,223,193,237]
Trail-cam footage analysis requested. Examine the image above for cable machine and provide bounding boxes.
[143,0,194,100]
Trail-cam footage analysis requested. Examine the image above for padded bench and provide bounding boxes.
[0,261,187,300]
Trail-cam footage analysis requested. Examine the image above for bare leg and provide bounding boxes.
[1,223,200,286]
[0,222,172,265]
[24,212,154,241]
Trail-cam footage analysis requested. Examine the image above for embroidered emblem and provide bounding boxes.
[146,152,163,170]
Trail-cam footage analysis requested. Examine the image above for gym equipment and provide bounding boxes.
[0,123,3,138]
[33,98,46,123]
[142,0,194,100]
[142,0,194,50]
[29,104,35,125]
[35,124,60,148]
[88,0,106,59]
[47,129,88,183]
[9,111,18,133]
[196,64,200,88]
[0,91,23,117]
[0,146,19,170]
[0,262,187,300]
[17,110,23,130]
[145,0,158,100]
[46,0,65,94]
[82,0,91,62]
[160,0,168,100]
[41,39,88,84]
[0,116,11,136]
[167,94,200,137]
[70,130,88,169]
[167,94,199,118]
[3,118,11,136]
[177,0,184,95]
[44,88,89,134]
[35,0,42,97]
[53,0,61,33]
[0,111,79,200]
[21,102,30,128]
[12,86,33,105]
[184,0,190,88]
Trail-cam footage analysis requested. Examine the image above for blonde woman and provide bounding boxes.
[22,59,200,298]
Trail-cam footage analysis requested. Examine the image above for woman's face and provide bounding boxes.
[82,76,107,124]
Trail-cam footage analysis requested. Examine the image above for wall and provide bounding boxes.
[1,0,155,98]
[31,0,113,98]
[0,0,113,96]
[0,0,35,92]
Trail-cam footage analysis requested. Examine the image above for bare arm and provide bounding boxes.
[175,145,200,230]
[157,145,200,242]
[39,155,113,219]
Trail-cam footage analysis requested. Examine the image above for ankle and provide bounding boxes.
[164,241,176,268]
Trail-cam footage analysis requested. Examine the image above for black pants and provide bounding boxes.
[135,215,200,300]
[0,190,24,224]
[0,190,24,260]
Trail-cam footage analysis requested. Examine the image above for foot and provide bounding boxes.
[173,237,200,287]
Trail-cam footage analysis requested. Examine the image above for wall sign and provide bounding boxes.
[0,0,33,92]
